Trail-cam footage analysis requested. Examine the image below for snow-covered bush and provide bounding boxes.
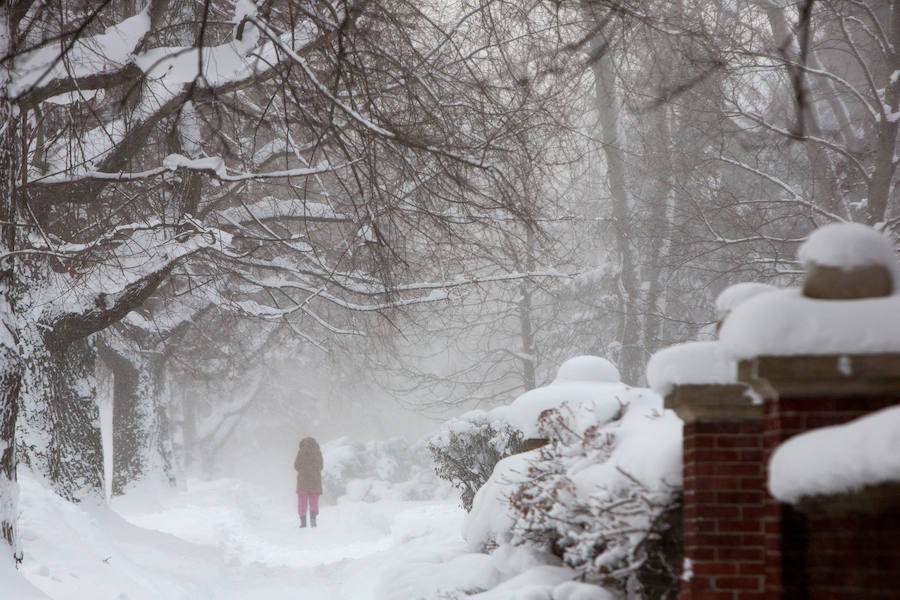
[322,437,449,504]
[428,411,525,511]
[463,377,683,598]
[510,403,682,595]
[429,356,626,512]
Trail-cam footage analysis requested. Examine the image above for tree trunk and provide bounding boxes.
[97,342,142,495]
[0,358,21,560]
[180,387,197,476]
[641,106,676,361]
[518,227,537,391]
[866,2,900,224]
[0,3,23,561]
[97,341,175,495]
[18,335,104,502]
[590,41,643,384]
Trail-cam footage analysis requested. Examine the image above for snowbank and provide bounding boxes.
[490,356,628,438]
[646,341,736,397]
[18,469,223,599]
[463,451,536,550]
[769,404,900,503]
[0,555,48,599]
[719,288,900,359]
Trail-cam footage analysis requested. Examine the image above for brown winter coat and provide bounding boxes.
[294,437,323,494]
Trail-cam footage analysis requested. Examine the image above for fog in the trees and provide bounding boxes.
[0,0,897,597]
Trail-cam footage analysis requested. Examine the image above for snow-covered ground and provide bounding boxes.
[11,470,472,600]
[10,468,605,600]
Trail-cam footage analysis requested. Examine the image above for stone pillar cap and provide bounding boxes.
[664,383,761,424]
[799,223,898,299]
[738,353,900,398]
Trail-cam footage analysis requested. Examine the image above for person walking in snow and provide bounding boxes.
[294,437,323,528]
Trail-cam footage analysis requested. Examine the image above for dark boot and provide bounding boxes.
[300,515,307,528]
[310,512,317,528]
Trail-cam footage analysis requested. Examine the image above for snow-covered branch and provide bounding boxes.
[29,154,342,187]
[41,222,230,349]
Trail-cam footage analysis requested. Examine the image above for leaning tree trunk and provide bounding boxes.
[0,3,23,562]
[17,265,175,501]
[18,333,104,502]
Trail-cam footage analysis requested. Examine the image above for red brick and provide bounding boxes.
[716,434,762,448]
[685,518,718,535]
[691,449,741,463]
[684,547,717,561]
[740,534,765,547]
[694,463,720,477]
[714,463,759,477]
[718,519,763,533]
[739,563,766,576]
[740,477,765,490]
[714,577,763,591]
[694,533,745,548]
[689,435,718,449]
[717,547,764,562]
[739,506,765,521]
[691,491,717,505]
[698,506,741,520]
[688,591,733,600]
[716,491,762,505]
[694,477,740,491]
[806,414,853,429]
[693,562,738,576]
[699,422,748,434]
[739,450,763,462]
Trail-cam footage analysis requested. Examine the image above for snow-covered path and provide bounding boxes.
[14,472,471,600]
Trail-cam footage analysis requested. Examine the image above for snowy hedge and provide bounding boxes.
[428,356,628,512]
[462,364,683,597]
[321,437,450,504]
[428,412,525,511]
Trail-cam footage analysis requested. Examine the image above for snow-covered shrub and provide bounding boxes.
[464,383,683,598]
[428,411,525,511]
[322,437,449,504]
[429,356,624,512]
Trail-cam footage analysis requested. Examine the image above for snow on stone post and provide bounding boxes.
[647,341,764,600]
[719,223,900,599]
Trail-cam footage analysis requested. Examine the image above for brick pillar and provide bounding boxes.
[739,353,900,600]
[666,384,764,600]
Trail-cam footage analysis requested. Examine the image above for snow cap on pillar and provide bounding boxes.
[799,223,897,299]
[719,223,900,361]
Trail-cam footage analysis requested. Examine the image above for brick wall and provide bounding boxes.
[762,393,900,600]
[676,383,900,600]
[670,354,900,600]
[800,502,900,599]
[681,420,765,600]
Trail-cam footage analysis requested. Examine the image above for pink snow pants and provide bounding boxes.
[297,492,320,516]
